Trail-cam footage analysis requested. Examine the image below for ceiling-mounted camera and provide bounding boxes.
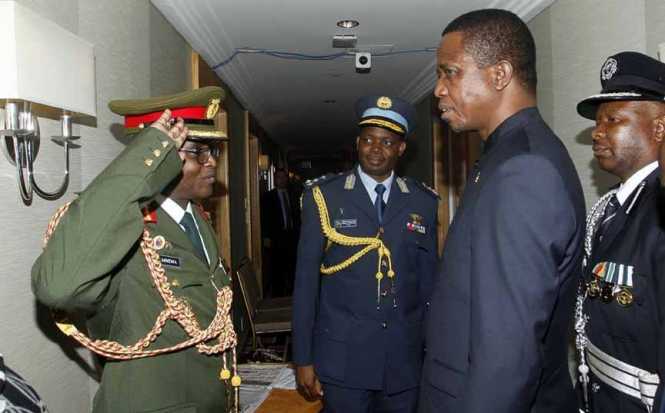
[355,52,371,73]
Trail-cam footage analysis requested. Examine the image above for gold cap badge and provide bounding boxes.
[377,96,392,109]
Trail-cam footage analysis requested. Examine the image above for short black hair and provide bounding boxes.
[442,9,537,91]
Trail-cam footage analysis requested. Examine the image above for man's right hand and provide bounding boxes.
[150,109,188,149]
[296,365,323,401]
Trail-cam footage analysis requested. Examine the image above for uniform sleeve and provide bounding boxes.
[463,155,577,413]
[31,127,181,312]
[292,188,326,366]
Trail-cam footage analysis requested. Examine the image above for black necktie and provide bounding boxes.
[597,194,619,241]
[375,184,387,225]
[180,212,207,262]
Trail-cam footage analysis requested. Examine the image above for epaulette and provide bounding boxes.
[303,173,343,189]
[408,177,440,199]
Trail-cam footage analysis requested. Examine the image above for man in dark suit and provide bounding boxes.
[293,95,439,413]
[419,9,585,413]
[574,52,665,413]
[261,168,300,297]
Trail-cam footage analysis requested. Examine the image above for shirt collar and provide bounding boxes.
[156,195,193,224]
[357,165,394,203]
[616,161,658,205]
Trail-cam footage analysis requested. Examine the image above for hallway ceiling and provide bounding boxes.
[152,0,554,153]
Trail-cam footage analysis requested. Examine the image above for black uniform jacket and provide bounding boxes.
[420,108,586,413]
[583,169,665,413]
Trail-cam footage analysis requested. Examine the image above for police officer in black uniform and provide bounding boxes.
[575,51,665,413]
[292,95,439,413]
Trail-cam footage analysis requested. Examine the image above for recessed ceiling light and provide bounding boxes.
[336,19,359,29]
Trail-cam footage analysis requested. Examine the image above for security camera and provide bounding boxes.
[355,52,371,73]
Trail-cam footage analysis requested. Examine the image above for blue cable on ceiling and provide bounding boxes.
[211,47,436,70]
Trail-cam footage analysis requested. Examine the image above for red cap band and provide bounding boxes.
[124,107,208,128]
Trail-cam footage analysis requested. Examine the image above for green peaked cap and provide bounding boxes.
[108,86,227,139]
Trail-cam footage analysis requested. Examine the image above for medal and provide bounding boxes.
[615,288,634,307]
[587,279,601,298]
[600,282,614,303]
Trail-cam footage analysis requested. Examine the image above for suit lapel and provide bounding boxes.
[193,205,219,271]
[596,169,659,255]
[154,205,210,270]
[382,178,409,226]
[347,169,379,224]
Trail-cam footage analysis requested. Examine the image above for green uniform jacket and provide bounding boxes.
[32,128,231,413]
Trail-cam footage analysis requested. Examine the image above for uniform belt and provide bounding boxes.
[586,340,659,411]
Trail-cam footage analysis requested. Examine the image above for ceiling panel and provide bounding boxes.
[152,0,555,152]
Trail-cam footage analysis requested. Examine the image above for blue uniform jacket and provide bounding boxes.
[420,108,586,413]
[292,168,438,394]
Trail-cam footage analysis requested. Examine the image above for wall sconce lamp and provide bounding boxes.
[0,1,96,204]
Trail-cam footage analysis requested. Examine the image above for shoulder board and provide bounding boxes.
[406,177,440,199]
[303,173,344,189]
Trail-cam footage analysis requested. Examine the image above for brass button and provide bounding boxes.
[144,158,153,167]
[170,279,180,288]
[381,322,387,329]
[153,149,161,157]
[138,123,145,129]
[162,140,170,148]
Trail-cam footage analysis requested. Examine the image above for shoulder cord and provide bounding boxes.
[575,189,618,412]
[43,202,241,410]
[312,186,395,305]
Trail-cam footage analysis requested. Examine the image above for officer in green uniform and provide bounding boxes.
[31,87,237,413]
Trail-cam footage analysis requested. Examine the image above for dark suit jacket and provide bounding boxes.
[420,108,585,413]
[583,169,665,413]
[293,168,438,394]
[261,187,300,240]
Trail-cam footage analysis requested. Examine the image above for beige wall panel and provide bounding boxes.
[0,1,191,411]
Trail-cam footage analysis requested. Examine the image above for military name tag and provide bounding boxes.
[160,255,181,268]
[334,219,357,228]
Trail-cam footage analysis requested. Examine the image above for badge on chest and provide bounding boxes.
[585,261,635,307]
[406,213,426,234]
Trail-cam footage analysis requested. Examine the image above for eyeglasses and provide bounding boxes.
[178,145,220,165]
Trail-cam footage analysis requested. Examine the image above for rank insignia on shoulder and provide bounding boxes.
[411,179,439,199]
[305,174,335,188]
[406,213,426,234]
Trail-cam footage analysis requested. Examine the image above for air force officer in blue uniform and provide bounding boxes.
[293,95,438,413]
[419,10,585,413]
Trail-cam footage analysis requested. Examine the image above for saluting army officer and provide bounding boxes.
[293,95,439,413]
[575,52,665,413]
[32,87,237,413]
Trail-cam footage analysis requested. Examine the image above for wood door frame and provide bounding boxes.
[190,51,232,269]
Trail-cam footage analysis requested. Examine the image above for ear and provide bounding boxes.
[355,136,360,148]
[491,60,514,91]
[397,141,407,156]
[654,115,665,143]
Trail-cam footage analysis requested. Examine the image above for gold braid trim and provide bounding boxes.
[312,186,395,281]
[43,202,242,410]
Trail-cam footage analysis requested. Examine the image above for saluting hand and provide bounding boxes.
[150,109,188,149]
[296,365,323,402]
